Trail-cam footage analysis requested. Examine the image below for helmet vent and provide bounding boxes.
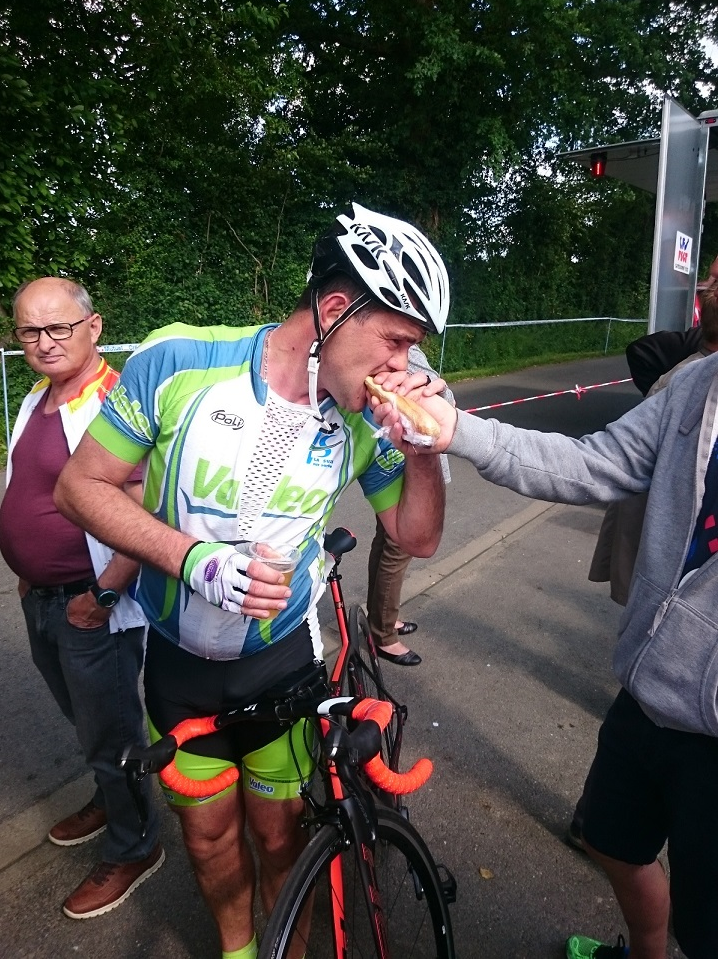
[384,260,401,291]
[378,287,402,310]
[401,252,429,298]
[351,243,382,272]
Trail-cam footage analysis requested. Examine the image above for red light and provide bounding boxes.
[590,151,607,177]
[704,117,717,125]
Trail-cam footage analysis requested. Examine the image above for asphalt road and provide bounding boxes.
[0,354,684,958]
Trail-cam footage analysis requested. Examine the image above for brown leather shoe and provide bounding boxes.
[48,801,107,846]
[62,843,165,919]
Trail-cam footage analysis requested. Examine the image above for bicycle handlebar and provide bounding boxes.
[159,716,240,798]
[156,697,432,799]
[351,699,433,795]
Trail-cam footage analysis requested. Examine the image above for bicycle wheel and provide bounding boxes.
[258,806,455,959]
[346,605,404,774]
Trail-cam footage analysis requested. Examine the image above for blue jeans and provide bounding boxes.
[22,587,158,863]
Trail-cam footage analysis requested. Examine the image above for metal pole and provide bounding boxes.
[2,350,10,455]
[604,318,612,354]
[439,325,447,376]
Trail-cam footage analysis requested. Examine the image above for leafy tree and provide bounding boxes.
[2,0,718,344]
[280,0,718,230]
[83,0,321,342]
[0,1,129,309]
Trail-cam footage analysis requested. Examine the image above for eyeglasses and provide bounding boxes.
[12,314,94,344]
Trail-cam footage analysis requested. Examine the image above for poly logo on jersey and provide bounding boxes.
[211,409,244,430]
[307,427,340,468]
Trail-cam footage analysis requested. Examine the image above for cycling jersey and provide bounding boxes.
[88,322,405,660]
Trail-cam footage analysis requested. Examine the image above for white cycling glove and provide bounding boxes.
[180,542,252,613]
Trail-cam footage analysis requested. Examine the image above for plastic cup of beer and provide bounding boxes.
[247,542,300,620]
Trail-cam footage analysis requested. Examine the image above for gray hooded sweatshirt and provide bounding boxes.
[448,351,718,737]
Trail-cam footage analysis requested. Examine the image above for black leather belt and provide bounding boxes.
[29,578,95,598]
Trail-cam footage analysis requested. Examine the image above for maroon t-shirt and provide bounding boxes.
[0,397,95,585]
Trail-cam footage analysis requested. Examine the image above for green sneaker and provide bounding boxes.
[565,933,628,958]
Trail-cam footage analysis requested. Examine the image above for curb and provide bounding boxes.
[0,774,94,892]
[400,499,558,605]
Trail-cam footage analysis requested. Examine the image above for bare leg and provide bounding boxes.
[584,840,669,959]
[245,792,307,911]
[176,789,255,953]
[246,792,308,957]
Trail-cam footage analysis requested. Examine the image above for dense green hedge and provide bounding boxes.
[433,318,644,377]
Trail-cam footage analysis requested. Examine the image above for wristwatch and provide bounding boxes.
[90,583,121,609]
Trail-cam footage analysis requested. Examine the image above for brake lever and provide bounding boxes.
[118,745,151,838]
[117,736,179,837]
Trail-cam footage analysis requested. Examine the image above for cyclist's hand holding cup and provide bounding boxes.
[242,542,300,621]
[181,541,293,617]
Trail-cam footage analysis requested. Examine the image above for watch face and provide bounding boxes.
[92,586,120,608]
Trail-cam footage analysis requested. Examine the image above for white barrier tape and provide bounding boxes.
[445,317,645,330]
[465,378,633,413]
[2,343,139,357]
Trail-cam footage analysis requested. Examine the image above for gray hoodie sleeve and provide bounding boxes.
[407,344,454,405]
[447,391,669,505]
[407,344,453,482]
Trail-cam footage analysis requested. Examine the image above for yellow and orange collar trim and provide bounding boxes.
[30,358,119,412]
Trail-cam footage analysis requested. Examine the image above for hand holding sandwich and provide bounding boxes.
[366,370,457,454]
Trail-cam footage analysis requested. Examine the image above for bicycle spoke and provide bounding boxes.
[259,810,454,959]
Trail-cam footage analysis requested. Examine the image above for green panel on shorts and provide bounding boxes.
[147,715,317,806]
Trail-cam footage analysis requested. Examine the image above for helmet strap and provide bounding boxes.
[307,342,332,431]
[307,288,373,430]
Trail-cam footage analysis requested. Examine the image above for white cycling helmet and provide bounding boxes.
[308,202,450,335]
[305,203,449,431]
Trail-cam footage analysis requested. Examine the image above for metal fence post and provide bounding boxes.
[439,325,447,376]
[604,318,613,354]
[2,350,9,454]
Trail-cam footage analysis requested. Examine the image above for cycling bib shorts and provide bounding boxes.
[144,623,319,806]
[147,714,317,807]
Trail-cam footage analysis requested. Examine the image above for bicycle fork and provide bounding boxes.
[397,805,457,908]
[329,788,391,959]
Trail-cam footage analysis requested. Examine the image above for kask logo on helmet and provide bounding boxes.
[348,222,388,260]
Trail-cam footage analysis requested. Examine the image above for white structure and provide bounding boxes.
[559,97,718,333]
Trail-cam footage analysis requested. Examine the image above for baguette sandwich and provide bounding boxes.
[365,375,441,447]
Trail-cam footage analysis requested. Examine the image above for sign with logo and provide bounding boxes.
[673,231,692,274]
[648,98,709,331]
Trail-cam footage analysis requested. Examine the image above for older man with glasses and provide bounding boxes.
[0,277,163,919]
